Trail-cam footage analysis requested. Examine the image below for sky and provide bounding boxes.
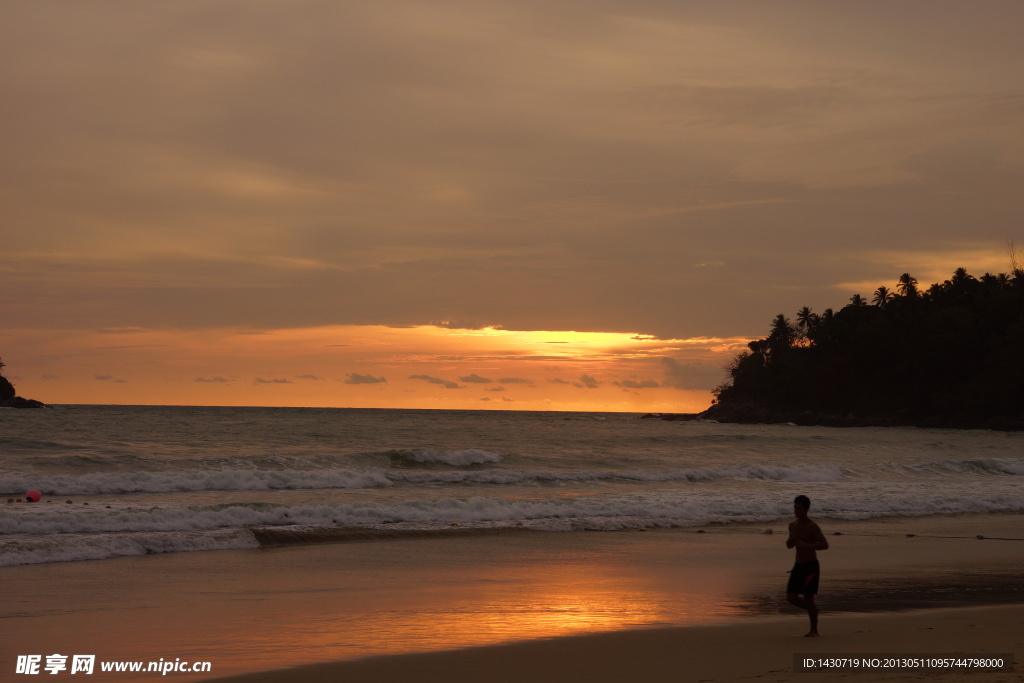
[2,1,1023,412]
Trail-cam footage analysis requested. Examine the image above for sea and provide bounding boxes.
[2,405,1023,567]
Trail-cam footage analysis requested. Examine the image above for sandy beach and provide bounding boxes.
[4,511,1022,681]
[202,513,1024,683]
[207,604,1021,683]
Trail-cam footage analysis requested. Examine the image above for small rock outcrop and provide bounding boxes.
[0,358,48,409]
[639,413,700,421]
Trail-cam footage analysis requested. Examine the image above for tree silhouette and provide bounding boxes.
[0,357,14,403]
[896,273,919,297]
[796,306,817,333]
[872,286,894,308]
[711,266,1024,429]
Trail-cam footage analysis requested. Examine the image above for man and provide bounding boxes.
[786,494,828,637]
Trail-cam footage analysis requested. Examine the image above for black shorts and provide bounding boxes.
[787,560,820,595]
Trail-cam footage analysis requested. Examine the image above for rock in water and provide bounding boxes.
[0,358,48,408]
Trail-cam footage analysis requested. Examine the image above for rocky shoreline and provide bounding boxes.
[697,401,1024,431]
[1,395,49,409]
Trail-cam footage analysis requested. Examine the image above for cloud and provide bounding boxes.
[485,386,506,392]
[499,377,534,385]
[579,374,601,389]
[661,357,726,391]
[254,377,293,384]
[94,374,126,383]
[4,0,1024,417]
[344,373,387,385]
[295,374,321,381]
[195,376,231,383]
[409,374,461,389]
[548,378,572,385]
[459,373,493,383]
[634,83,860,130]
[433,320,500,330]
[614,379,660,389]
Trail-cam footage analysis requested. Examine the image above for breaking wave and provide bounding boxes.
[1,462,846,496]
[4,479,1023,566]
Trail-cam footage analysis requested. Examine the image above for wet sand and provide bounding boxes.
[3,513,1022,681]
[208,604,1022,683]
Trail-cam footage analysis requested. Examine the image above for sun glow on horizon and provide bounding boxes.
[3,324,747,412]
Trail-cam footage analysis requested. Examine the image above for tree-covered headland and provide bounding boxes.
[705,265,1024,429]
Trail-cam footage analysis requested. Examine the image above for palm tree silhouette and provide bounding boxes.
[872,286,894,308]
[796,306,817,332]
[896,273,919,297]
[767,314,795,363]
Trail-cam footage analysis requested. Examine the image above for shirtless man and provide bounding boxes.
[786,495,828,637]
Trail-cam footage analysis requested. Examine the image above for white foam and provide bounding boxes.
[5,477,1024,566]
[4,479,1022,536]
[0,461,847,496]
[0,529,258,567]
[7,456,1021,498]
[0,468,394,495]
[401,449,502,466]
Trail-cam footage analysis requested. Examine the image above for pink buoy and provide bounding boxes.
[25,489,41,502]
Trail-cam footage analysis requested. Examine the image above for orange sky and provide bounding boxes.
[5,325,745,411]
[2,2,1022,410]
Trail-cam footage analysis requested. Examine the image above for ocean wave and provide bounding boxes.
[5,482,1022,537]
[0,462,841,495]
[387,462,846,485]
[0,469,395,495]
[9,447,504,474]
[386,448,503,466]
[0,437,92,454]
[1,497,710,535]
[845,457,1024,478]
[4,481,1024,566]
[0,529,258,567]
[3,457,1020,497]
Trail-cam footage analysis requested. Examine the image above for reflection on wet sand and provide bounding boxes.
[1,532,757,681]
[732,565,1024,616]
[238,554,748,669]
